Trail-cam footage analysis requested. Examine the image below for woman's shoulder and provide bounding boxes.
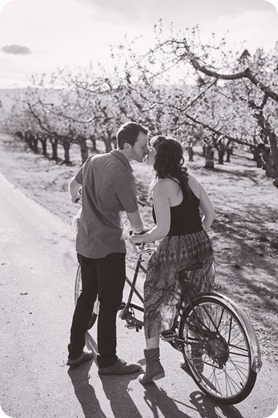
[152,178,176,195]
[154,177,179,189]
[152,178,168,190]
[187,172,199,185]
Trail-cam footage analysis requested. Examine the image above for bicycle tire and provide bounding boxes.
[179,294,258,404]
[74,265,98,330]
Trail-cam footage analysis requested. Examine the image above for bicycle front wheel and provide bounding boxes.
[74,265,82,305]
[74,265,98,330]
[179,295,257,404]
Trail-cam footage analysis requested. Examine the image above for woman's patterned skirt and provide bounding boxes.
[144,230,215,339]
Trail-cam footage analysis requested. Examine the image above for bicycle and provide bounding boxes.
[74,240,149,331]
[74,241,262,405]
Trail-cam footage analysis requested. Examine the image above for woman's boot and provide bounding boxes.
[139,348,165,384]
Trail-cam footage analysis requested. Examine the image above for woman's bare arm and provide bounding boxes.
[130,180,170,244]
[199,184,215,231]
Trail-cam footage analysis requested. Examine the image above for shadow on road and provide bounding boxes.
[68,361,107,418]
[67,333,245,418]
[189,391,245,418]
[67,332,107,418]
[142,384,192,417]
[100,374,142,418]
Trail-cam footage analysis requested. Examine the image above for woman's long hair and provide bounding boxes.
[151,136,191,200]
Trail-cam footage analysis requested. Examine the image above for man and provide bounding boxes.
[67,121,149,375]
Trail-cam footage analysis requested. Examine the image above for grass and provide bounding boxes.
[0,133,277,365]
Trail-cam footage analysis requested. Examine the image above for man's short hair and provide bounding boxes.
[117,122,148,150]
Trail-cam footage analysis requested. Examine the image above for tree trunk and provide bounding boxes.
[218,150,225,164]
[38,135,48,156]
[31,135,39,153]
[103,135,113,153]
[78,135,89,163]
[89,134,97,152]
[204,147,215,169]
[226,148,232,162]
[253,144,265,168]
[63,143,71,165]
[262,146,272,177]
[268,131,278,186]
[256,155,264,168]
[50,135,59,161]
[187,146,194,161]
[15,131,23,141]
[249,101,278,186]
[216,138,225,165]
[24,130,32,149]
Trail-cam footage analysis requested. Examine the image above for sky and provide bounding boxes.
[0,0,277,88]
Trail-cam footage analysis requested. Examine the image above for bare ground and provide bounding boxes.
[0,133,277,367]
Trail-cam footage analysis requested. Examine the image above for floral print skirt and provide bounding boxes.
[144,230,215,339]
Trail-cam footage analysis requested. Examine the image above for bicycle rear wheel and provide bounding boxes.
[179,294,258,404]
[74,265,98,330]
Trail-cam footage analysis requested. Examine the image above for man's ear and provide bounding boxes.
[123,143,132,152]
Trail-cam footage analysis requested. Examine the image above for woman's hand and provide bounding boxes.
[129,229,150,245]
[129,234,143,245]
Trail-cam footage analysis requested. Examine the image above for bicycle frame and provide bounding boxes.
[120,247,206,346]
[119,244,152,331]
[120,247,212,341]
[120,248,262,375]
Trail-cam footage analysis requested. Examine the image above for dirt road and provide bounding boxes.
[0,171,277,418]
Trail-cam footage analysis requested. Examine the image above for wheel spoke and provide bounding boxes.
[200,305,219,331]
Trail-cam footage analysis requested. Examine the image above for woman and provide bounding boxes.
[130,135,215,384]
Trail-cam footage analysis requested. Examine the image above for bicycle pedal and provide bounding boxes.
[125,323,136,329]
[161,330,177,342]
[125,323,137,330]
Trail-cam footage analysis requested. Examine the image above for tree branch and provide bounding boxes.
[185,49,278,102]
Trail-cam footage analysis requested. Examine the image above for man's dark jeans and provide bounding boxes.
[68,252,126,368]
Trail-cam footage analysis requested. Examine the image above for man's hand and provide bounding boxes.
[69,177,82,204]
[126,210,144,234]
[71,194,81,204]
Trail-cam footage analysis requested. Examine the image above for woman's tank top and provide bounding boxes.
[152,181,203,236]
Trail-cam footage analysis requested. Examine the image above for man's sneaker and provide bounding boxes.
[67,351,94,368]
[98,358,142,375]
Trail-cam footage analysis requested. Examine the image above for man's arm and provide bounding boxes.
[112,171,145,233]
[126,210,144,234]
[68,176,82,203]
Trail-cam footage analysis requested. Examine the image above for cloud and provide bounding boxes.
[74,0,272,27]
[1,44,32,55]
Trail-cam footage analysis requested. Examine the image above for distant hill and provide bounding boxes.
[0,88,28,111]
[0,87,72,113]
[0,88,67,119]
